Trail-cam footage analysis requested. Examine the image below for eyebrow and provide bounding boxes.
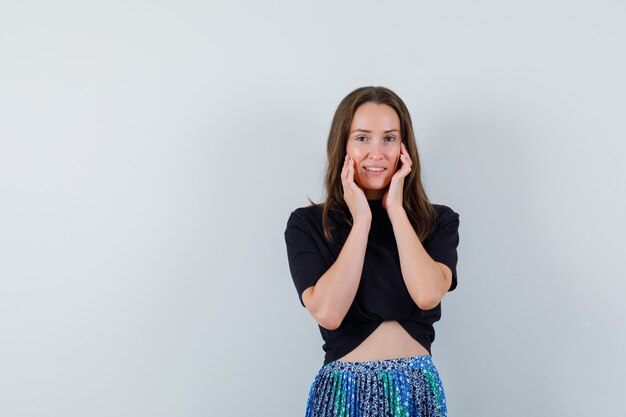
[351,129,400,133]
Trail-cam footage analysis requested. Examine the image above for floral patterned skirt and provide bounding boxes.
[304,355,447,417]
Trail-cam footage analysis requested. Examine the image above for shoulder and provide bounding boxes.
[287,204,322,223]
[431,203,459,223]
[285,204,324,233]
[285,203,348,239]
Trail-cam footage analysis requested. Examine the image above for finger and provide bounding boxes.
[343,156,354,187]
[348,158,355,183]
[341,155,349,182]
[398,154,408,170]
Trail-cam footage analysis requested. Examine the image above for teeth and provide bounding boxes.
[365,167,385,172]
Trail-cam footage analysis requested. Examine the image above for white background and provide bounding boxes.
[1,1,624,416]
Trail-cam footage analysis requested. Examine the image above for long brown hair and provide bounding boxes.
[307,86,437,248]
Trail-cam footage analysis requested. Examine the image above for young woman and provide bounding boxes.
[284,86,460,417]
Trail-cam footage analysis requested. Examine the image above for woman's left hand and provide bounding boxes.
[382,142,412,213]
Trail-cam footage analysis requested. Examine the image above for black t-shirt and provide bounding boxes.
[284,198,460,366]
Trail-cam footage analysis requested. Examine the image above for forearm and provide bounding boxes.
[309,219,370,330]
[388,207,447,310]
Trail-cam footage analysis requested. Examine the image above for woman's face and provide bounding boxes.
[346,102,402,199]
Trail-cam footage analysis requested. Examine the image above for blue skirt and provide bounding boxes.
[305,355,447,417]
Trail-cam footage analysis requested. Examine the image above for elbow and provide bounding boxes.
[317,308,342,330]
[416,294,442,311]
[306,285,344,330]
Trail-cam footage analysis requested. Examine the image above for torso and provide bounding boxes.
[335,320,429,362]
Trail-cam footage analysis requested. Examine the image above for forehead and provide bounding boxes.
[350,102,400,129]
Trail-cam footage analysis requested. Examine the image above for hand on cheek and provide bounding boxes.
[351,158,364,189]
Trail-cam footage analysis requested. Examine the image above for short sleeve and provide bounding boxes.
[284,210,330,307]
[427,206,460,292]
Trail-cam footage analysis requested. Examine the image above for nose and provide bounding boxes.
[369,141,383,159]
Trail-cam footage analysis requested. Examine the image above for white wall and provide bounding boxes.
[1,1,624,416]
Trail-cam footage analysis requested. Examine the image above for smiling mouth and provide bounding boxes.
[362,167,386,177]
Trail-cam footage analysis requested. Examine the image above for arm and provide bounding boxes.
[388,207,451,310]
[303,218,371,330]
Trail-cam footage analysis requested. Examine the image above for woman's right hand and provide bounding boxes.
[341,154,371,224]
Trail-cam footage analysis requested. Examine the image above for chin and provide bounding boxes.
[359,180,392,192]
[356,172,392,188]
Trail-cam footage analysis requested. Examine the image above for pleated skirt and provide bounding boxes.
[304,355,447,417]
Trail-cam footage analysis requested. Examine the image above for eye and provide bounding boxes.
[355,135,367,142]
[385,136,396,142]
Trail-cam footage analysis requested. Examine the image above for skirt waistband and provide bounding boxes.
[323,354,435,373]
